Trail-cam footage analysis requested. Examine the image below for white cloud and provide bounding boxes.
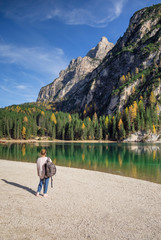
[1,0,128,28]
[0,43,68,77]
[44,0,128,27]
[109,0,127,21]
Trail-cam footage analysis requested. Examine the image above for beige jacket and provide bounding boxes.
[36,156,51,179]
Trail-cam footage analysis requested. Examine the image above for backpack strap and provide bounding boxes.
[51,176,53,188]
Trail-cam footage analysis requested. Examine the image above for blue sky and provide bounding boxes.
[0,0,160,107]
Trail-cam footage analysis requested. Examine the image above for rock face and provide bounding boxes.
[86,36,114,59]
[37,37,114,104]
[37,4,161,115]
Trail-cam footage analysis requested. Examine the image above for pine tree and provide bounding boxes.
[62,126,65,140]
[88,126,95,140]
[138,99,144,113]
[13,120,17,139]
[17,121,20,139]
[0,120,3,138]
[26,126,31,139]
[52,125,56,139]
[98,126,103,140]
[70,125,74,140]
[140,113,145,131]
[32,118,37,136]
[132,123,135,133]
[6,119,10,138]
[112,116,116,140]
[104,116,109,139]
[145,108,151,131]
[135,113,141,131]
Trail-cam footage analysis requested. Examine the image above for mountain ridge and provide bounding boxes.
[37,3,161,116]
[37,36,114,104]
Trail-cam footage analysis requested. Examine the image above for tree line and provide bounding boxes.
[0,93,160,141]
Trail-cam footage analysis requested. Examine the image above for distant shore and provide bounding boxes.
[1,138,161,144]
[0,138,115,144]
[1,159,161,240]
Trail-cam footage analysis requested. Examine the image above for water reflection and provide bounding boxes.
[0,142,161,184]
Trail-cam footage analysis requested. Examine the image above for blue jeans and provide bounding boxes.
[37,178,49,194]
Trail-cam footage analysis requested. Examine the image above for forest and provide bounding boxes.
[0,91,160,141]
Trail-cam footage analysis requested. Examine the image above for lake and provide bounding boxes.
[0,142,161,184]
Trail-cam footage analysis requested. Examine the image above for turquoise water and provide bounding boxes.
[0,142,161,184]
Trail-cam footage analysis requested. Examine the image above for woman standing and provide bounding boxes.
[36,149,51,197]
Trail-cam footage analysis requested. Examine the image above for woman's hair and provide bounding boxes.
[41,149,46,156]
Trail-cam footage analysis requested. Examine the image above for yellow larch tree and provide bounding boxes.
[22,126,26,139]
[68,114,72,123]
[41,111,45,116]
[120,75,126,84]
[51,113,57,124]
[104,116,109,128]
[118,119,123,130]
[153,124,156,134]
[129,101,137,123]
[16,106,21,112]
[149,91,156,105]
[23,116,28,123]
[135,67,139,74]
[132,87,136,94]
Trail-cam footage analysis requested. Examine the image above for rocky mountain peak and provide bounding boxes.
[86,36,114,59]
[37,35,114,103]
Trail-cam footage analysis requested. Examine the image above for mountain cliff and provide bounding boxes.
[37,4,161,116]
[37,37,114,104]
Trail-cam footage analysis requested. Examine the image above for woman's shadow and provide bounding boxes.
[1,179,36,195]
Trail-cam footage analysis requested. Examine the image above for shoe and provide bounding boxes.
[43,194,48,197]
[35,192,39,197]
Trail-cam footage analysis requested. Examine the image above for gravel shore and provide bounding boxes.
[0,159,161,240]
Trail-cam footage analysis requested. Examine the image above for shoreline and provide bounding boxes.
[1,138,161,144]
[1,159,161,240]
[0,138,115,144]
